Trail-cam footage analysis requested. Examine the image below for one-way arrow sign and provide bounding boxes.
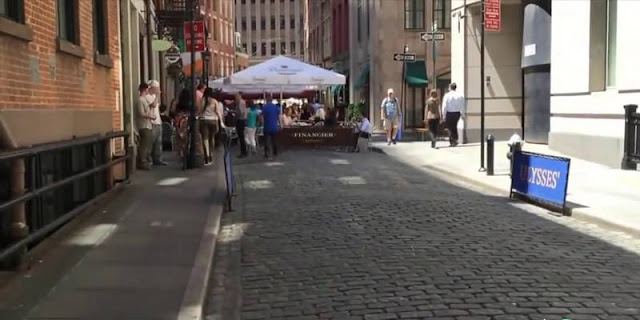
[420,32,446,41]
[393,53,416,62]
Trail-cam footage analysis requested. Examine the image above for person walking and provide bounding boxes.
[145,80,168,166]
[245,103,261,155]
[199,88,223,165]
[381,88,401,145]
[424,90,442,149]
[442,82,466,147]
[235,92,249,158]
[171,88,192,161]
[261,94,281,159]
[137,83,155,170]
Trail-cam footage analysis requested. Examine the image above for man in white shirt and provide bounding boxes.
[441,82,466,147]
[145,80,168,165]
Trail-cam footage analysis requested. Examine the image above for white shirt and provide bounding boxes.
[145,93,162,125]
[359,118,372,134]
[315,107,326,120]
[442,90,466,115]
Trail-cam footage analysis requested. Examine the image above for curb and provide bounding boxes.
[177,153,226,320]
[371,146,640,237]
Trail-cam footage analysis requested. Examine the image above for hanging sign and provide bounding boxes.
[484,0,501,31]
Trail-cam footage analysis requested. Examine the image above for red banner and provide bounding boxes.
[484,0,501,31]
[184,21,205,51]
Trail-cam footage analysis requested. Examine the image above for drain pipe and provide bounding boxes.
[0,118,28,268]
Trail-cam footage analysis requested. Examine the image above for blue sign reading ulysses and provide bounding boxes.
[511,151,571,208]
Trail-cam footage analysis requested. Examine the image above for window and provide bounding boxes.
[280,42,286,54]
[271,17,275,29]
[93,0,107,55]
[357,1,362,42]
[260,17,265,29]
[404,0,424,30]
[251,17,256,30]
[261,42,266,56]
[251,42,257,55]
[280,15,285,29]
[434,0,451,29]
[57,0,78,44]
[214,19,219,40]
[607,0,617,87]
[290,41,296,54]
[270,42,276,55]
[290,17,295,29]
[241,18,246,30]
[241,0,246,4]
[0,0,24,22]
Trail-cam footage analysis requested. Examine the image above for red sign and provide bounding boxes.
[184,21,206,51]
[484,0,501,31]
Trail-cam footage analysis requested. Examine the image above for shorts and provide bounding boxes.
[383,117,399,130]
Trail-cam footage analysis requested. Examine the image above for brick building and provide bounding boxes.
[0,0,122,148]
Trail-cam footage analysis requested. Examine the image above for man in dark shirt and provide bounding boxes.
[261,95,281,159]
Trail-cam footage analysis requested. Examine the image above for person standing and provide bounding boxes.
[199,88,223,164]
[424,90,441,149]
[137,83,155,170]
[235,92,249,158]
[442,82,466,147]
[381,88,401,145]
[145,80,168,166]
[245,104,261,155]
[261,95,281,159]
[356,114,372,152]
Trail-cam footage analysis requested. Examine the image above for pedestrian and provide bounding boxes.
[235,92,249,158]
[245,103,261,155]
[261,94,281,159]
[441,82,466,147]
[381,88,401,145]
[137,83,155,170]
[195,83,206,111]
[145,80,168,166]
[171,88,192,161]
[424,90,442,149]
[199,88,223,165]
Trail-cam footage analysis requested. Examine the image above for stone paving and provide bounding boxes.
[205,150,640,320]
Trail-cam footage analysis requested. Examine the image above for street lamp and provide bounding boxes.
[188,0,204,169]
[202,48,211,86]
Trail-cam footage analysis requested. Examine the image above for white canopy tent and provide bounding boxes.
[208,78,319,94]
[223,55,346,86]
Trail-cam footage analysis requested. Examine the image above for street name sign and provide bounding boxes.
[184,21,205,51]
[165,45,181,64]
[484,0,501,31]
[420,32,446,41]
[393,53,416,62]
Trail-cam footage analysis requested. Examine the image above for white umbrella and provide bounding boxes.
[208,78,320,94]
[223,55,346,86]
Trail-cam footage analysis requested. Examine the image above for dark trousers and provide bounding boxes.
[236,119,247,155]
[138,128,153,169]
[263,132,278,157]
[446,112,461,144]
[199,119,219,161]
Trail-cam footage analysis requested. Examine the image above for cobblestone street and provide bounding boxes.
[205,150,640,320]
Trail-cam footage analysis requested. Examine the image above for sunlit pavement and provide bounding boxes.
[205,150,640,320]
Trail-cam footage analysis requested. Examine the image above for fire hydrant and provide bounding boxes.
[506,133,524,176]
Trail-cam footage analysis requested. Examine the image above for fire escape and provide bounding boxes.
[156,0,206,79]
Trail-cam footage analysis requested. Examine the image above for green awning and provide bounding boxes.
[405,60,428,88]
[331,85,342,95]
[354,63,370,90]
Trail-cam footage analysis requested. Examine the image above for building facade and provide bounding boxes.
[204,0,236,78]
[351,0,451,129]
[0,0,125,148]
[235,0,309,65]
[550,0,635,167]
[308,0,331,68]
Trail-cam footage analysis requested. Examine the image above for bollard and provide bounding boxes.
[486,135,494,176]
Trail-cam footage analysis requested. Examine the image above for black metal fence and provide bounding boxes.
[0,131,130,269]
[622,104,640,170]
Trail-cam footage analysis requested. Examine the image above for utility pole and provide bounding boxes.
[145,0,154,80]
[479,0,487,172]
[400,44,408,139]
[188,0,204,169]
[431,21,438,95]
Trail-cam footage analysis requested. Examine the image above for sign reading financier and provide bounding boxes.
[510,151,571,210]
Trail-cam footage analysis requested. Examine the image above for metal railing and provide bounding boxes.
[0,131,131,268]
[622,104,640,170]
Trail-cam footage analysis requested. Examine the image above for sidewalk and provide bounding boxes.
[0,152,225,320]
[372,140,640,237]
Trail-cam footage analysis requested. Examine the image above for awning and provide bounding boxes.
[330,85,342,95]
[354,63,370,90]
[405,60,429,88]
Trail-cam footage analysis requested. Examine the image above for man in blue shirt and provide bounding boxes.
[261,95,281,159]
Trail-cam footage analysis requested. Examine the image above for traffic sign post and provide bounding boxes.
[393,53,416,62]
[184,20,205,52]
